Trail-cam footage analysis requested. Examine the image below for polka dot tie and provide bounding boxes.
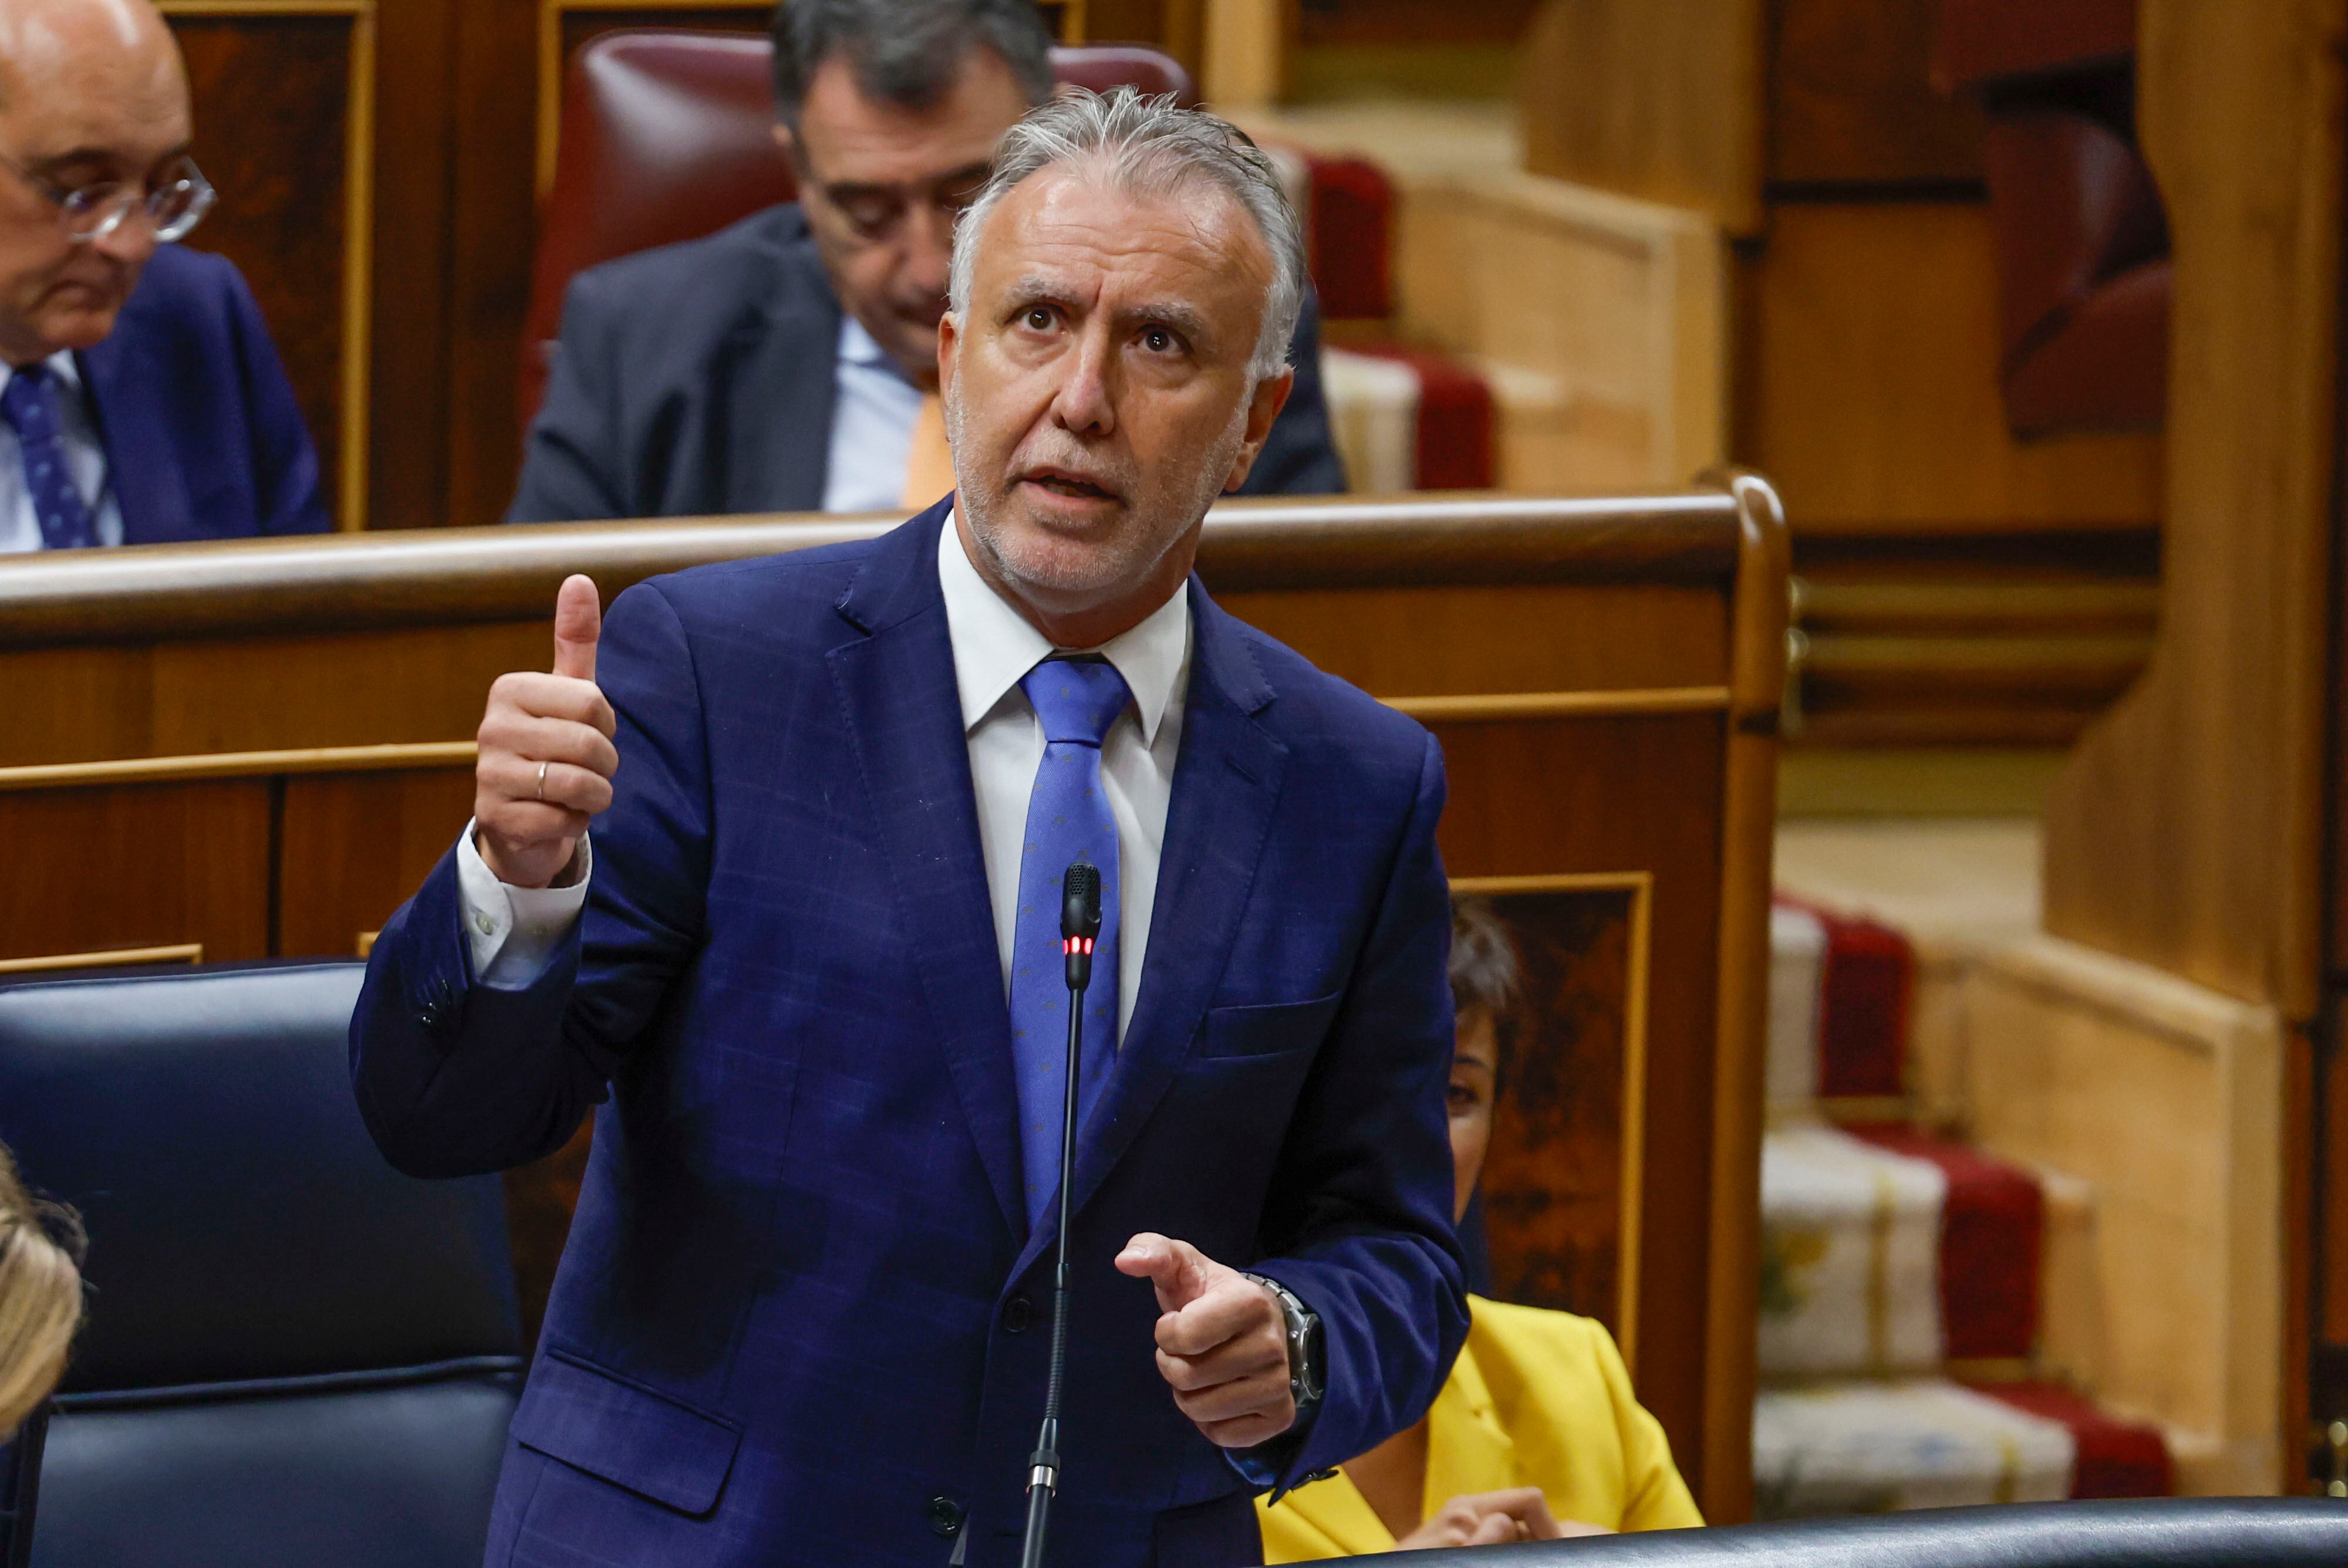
[1008,655,1131,1231]
[1,364,95,550]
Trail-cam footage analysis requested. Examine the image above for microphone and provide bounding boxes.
[1018,859,1101,1568]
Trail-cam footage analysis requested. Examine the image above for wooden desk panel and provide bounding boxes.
[0,486,1784,1517]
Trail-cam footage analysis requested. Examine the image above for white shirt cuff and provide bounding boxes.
[455,820,591,991]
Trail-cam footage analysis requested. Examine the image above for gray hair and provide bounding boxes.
[947,86,1307,381]
[770,0,1055,131]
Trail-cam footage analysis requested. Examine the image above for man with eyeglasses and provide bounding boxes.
[507,0,1344,525]
[0,0,325,551]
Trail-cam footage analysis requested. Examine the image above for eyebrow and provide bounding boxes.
[1003,275,1216,345]
[26,143,192,180]
[820,161,994,200]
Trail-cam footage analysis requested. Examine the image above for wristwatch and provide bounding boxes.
[1241,1271,1325,1412]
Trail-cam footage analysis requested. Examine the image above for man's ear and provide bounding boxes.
[771,123,798,166]
[1219,367,1296,495]
[936,312,962,404]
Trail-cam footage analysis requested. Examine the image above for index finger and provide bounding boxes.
[553,574,601,682]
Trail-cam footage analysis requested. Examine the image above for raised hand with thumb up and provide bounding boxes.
[474,574,619,889]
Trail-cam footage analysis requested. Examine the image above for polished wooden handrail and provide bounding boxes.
[0,489,1743,648]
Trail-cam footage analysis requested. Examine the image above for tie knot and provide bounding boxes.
[1021,657,1131,747]
[1,363,52,426]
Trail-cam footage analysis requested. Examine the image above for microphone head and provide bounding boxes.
[1062,859,1102,940]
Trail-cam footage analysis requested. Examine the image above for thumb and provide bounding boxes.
[1115,1233,1210,1312]
[552,575,601,681]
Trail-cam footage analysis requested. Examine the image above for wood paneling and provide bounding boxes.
[1517,0,1766,235]
[0,782,271,967]
[0,487,1786,1513]
[1743,202,2163,533]
[1767,0,1984,189]
[175,12,356,526]
[2042,0,2344,1015]
[278,768,477,956]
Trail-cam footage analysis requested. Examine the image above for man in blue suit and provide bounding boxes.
[353,89,1463,1567]
[0,0,326,552]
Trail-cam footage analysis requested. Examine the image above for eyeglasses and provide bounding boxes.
[0,151,215,245]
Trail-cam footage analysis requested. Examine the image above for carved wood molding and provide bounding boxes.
[0,491,1746,648]
[0,742,474,793]
[0,943,205,975]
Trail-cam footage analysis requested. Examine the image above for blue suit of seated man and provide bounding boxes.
[352,88,1466,1568]
[0,0,325,553]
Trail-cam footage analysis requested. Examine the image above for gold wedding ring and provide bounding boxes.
[535,759,549,801]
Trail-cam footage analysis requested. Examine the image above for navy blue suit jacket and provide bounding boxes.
[507,203,1348,523]
[84,244,329,543]
[350,502,1466,1567]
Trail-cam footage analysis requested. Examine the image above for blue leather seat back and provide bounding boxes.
[33,1380,515,1568]
[0,962,519,1390]
[0,961,523,1568]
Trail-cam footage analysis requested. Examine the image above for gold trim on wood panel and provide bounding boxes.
[1390,687,1729,724]
[158,0,376,532]
[0,943,205,975]
[0,741,474,792]
[357,930,378,958]
[1449,870,1654,1375]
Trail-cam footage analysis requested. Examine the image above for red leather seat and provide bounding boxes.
[1932,0,2169,435]
[520,30,1194,435]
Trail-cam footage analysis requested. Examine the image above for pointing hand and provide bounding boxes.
[473,574,618,888]
[1115,1233,1297,1449]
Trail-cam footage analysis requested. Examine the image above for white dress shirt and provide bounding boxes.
[459,516,1193,1049]
[819,316,925,513]
[0,352,124,552]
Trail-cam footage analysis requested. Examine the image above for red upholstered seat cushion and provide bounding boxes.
[520,31,1196,438]
[1848,1124,2044,1364]
[1338,343,1495,491]
[1969,1380,2174,1499]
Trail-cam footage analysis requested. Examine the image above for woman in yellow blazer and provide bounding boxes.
[1260,902,1703,1557]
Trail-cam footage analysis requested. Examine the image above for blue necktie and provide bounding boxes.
[1,364,95,550]
[1009,656,1131,1230]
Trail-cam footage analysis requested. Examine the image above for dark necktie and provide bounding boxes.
[1008,655,1131,1229]
[1,363,95,550]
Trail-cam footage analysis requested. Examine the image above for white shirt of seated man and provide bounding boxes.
[0,352,122,552]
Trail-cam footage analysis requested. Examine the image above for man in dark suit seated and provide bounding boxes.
[0,0,326,551]
[510,0,1347,523]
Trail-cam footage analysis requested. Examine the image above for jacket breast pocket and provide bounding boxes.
[510,1347,744,1516]
[1197,991,1341,1060]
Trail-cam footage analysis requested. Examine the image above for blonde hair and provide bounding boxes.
[0,1143,81,1434]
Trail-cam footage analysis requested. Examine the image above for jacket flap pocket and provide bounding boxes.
[511,1349,743,1515]
[1199,991,1342,1059]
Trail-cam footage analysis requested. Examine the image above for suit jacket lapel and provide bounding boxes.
[1028,587,1288,1268]
[77,334,194,545]
[726,217,839,515]
[828,502,1026,1239]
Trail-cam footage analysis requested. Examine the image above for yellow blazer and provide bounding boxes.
[1258,1296,1702,1560]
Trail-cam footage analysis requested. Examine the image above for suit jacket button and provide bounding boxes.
[925,1495,965,1537]
[1003,1296,1034,1334]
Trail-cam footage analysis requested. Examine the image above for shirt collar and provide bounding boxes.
[936,512,1190,748]
[838,315,893,369]
[0,350,83,396]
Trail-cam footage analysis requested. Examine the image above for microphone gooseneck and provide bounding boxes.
[1018,859,1102,1568]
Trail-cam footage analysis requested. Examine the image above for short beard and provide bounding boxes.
[947,380,1249,614]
